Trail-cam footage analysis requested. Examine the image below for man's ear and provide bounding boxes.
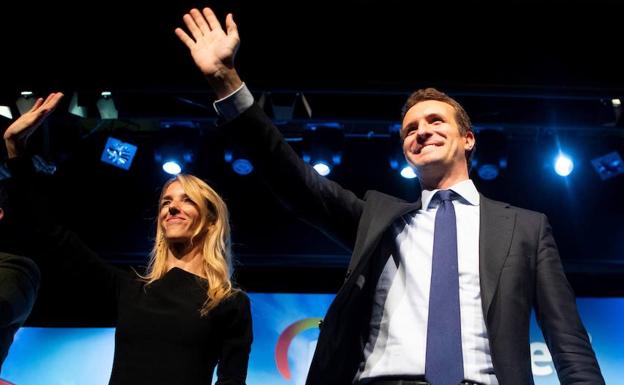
[464,130,475,150]
[0,207,4,222]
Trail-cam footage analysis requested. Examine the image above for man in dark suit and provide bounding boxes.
[175,8,604,385]
[0,183,40,372]
[0,92,60,372]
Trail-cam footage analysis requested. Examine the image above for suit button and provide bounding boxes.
[345,269,352,279]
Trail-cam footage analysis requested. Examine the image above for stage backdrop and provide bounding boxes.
[2,294,622,385]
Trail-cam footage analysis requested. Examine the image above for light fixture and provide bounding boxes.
[162,161,182,175]
[100,137,138,170]
[301,123,343,177]
[472,128,507,181]
[68,92,88,118]
[591,151,624,180]
[258,92,312,121]
[16,91,35,115]
[554,153,574,177]
[96,91,118,119]
[224,149,254,175]
[154,141,194,176]
[0,105,12,120]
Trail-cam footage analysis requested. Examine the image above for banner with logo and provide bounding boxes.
[2,295,621,385]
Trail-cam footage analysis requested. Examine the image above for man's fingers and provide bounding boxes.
[175,27,195,49]
[28,98,44,113]
[190,8,212,35]
[182,12,203,41]
[203,8,222,31]
[41,92,63,113]
[225,13,238,38]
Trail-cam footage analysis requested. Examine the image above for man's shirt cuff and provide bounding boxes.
[213,83,254,121]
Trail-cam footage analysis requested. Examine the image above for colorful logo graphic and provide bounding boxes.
[0,379,16,385]
[275,317,322,380]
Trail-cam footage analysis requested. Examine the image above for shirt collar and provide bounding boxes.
[421,179,480,209]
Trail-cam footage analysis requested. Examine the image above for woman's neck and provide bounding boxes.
[166,242,205,278]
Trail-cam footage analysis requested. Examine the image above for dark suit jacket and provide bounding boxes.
[0,252,40,371]
[224,104,604,385]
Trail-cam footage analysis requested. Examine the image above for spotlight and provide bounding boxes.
[400,166,417,179]
[591,151,624,180]
[96,91,118,119]
[162,161,182,175]
[472,128,507,181]
[389,148,418,180]
[154,125,198,176]
[68,92,88,118]
[303,155,340,176]
[258,92,312,121]
[554,153,574,177]
[16,91,35,115]
[614,98,623,128]
[0,105,12,120]
[100,137,138,170]
[301,123,343,177]
[312,161,331,176]
[232,159,253,175]
[224,150,254,176]
[477,164,499,181]
[154,145,193,176]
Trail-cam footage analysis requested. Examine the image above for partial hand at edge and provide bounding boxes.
[3,92,64,158]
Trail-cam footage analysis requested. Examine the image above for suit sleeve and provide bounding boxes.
[222,104,364,250]
[533,214,605,385]
[215,292,253,385]
[0,254,40,327]
[6,157,123,305]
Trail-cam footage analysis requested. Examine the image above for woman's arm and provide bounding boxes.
[215,291,253,385]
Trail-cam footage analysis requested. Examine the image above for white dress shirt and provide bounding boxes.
[356,180,498,385]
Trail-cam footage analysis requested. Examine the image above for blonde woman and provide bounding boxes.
[3,93,252,385]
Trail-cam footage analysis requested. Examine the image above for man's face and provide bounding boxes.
[401,100,474,175]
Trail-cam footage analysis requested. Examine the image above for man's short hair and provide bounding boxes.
[401,87,475,163]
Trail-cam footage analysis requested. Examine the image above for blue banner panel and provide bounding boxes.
[2,296,622,384]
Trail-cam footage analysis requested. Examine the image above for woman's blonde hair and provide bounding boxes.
[144,174,234,316]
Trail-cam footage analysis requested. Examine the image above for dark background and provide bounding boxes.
[1,1,623,325]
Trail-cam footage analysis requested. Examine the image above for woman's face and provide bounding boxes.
[159,181,201,244]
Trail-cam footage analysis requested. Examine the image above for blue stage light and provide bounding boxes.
[400,166,417,179]
[224,150,254,176]
[591,152,624,180]
[100,137,137,170]
[477,164,499,181]
[313,161,331,176]
[554,154,574,176]
[232,159,254,175]
[162,161,182,175]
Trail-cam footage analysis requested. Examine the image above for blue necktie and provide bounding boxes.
[425,190,464,385]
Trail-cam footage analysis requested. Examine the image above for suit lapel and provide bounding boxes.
[349,194,421,273]
[370,201,421,241]
[479,195,516,320]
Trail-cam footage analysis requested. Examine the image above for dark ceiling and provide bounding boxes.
[2,1,624,92]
